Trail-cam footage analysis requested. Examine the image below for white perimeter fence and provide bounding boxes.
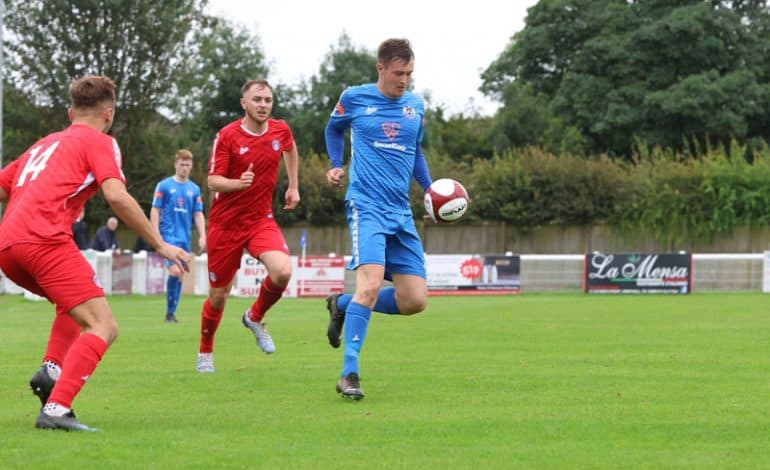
[1,251,769,297]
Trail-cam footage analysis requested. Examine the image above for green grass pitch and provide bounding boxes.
[0,293,768,468]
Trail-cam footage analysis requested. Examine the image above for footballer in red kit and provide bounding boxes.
[0,75,191,431]
[197,79,300,373]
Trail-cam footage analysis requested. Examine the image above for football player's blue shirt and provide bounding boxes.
[152,177,203,244]
[326,84,430,215]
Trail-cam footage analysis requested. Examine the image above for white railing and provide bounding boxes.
[2,252,768,296]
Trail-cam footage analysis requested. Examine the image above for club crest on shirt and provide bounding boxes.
[403,106,416,119]
[382,122,401,140]
[272,140,280,152]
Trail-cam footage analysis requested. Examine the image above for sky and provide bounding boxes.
[205,0,539,116]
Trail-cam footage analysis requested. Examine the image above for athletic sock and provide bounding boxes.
[48,333,108,409]
[166,276,181,314]
[336,294,352,312]
[42,402,71,417]
[43,360,61,381]
[199,299,223,354]
[372,287,400,314]
[42,308,81,367]
[341,302,371,376]
[248,276,285,322]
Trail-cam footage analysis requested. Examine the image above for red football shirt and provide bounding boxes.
[0,124,124,249]
[207,118,295,228]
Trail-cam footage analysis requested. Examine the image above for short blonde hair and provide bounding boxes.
[175,149,193,162]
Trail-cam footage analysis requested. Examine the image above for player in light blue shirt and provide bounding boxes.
[151,149,206,323]
[324,38,433,400]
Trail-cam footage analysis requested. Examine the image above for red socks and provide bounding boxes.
[248,276,285,322]
[43,307,81,366]
[199,298,224,353]
[48,333,107,409]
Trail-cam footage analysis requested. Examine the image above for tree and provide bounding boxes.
[482,0,770,156]
[281,33,377,157]
[5,0,208,220]
[1,82,54,162]
[172,15,270,207]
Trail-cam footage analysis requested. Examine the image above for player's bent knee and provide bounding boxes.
[208,290,229,310]
[271,269,292,287]
[400,297,427,315]
[105,320,119,345]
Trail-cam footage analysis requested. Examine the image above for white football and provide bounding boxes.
[424,178,469,223]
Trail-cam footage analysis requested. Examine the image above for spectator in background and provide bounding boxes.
[90,216,120,255]
[71,209,88,250]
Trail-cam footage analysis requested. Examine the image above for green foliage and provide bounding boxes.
[1,82,60,163]
[4,0,209,225]
[612,141,770,244]
[483,0,770,156]
[465,149,628,227]
[272,152,345,227]
[423,108,494,161]
[280,34,377,157]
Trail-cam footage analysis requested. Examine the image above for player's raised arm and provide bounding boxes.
[208,163,254,192]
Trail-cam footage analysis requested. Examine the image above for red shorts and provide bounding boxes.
[206,217,289,288]
[0,242,104,312]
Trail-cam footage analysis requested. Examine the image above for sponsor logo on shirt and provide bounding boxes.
[403,106,416,119]
[374,141,407,151]
[240,146,249,155]
[365,106,378,114]
[381,122,401,140]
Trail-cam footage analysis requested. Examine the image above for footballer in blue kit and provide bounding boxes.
[151,149,206,322]
[324,38,433,400]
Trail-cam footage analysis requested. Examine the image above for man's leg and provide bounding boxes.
[246,251,291,322]
[335,264,385,400]
[165,263,184,322]
[38,296,118,431]
[242,223,291,354]
[197,285,229,372]
[30,307,81,406]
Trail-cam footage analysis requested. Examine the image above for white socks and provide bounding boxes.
[43,402,70,417]
[43,360,61,381]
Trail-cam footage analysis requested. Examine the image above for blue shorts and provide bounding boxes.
[163,237,190,268]
[346,199,426,279]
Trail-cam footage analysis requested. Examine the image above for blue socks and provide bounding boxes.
[336,287,400,315]
[166,275,181,315]
[373,287,399,314]
[339,288,401,376]
[342,302,371,376]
